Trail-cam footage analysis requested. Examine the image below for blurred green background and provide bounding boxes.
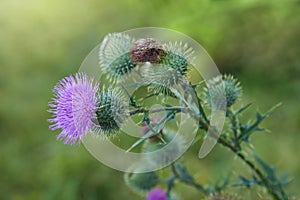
[0,0,299,199]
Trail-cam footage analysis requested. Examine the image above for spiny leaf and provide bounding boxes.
[238,103,282,142]
[254,154,277,181]
[254,154,289,199]
[279,175,293,186]
[235,103,252,115]
[232,175,261,188]
[175,164,194,182]
[215,177,230,191]
[240,125,265,143]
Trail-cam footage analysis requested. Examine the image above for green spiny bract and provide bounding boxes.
[130,39,192,75]
[142,64,187,97]
[99,33,137,82]
[108,52,136,77]
[204,74,242,108]
[159,41,195,75]
[159,51,189,75]
[95,88,128,136]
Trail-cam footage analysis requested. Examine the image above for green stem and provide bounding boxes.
[126,111,177,152]
[127,88,288,199]
[199,120,287,200]
[170,163,209,195]
[166,175,176,198]
[227,108,240,150]
[129,106,185,115]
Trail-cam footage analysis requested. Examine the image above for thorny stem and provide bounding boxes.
[199,118,288,200]
[227,108,240,150]
[170,163,209,195]
[129,106,185,115]
[166,175,176,198]
[127,92,288,200]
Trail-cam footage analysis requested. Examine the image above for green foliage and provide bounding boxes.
[0,0,299,199]
[108,53,136,77]
[123,71,290,199]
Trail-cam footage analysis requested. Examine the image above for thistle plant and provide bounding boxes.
[48,32,292,200]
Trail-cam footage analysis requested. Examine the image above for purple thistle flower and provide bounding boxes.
[48,73,99,145]
[146,188,168,200]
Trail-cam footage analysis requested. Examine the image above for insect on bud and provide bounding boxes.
[130,38,165,63]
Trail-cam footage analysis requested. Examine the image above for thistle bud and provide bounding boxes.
[159,42,194,75]
[204,74,242,108]
[124,170,159,194]
[99,33,137,81]
[141,64,187,96]
[95,87,128,136]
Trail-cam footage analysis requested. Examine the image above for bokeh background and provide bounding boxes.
[0,0,299,199]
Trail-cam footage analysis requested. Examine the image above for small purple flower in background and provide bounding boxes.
[48,72,99,145]
[146,188,168,200]
[141,118,163,140]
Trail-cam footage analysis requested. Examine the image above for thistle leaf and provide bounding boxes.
[235,103,252,115]
[232,175,261,188]
[238,103,282,142]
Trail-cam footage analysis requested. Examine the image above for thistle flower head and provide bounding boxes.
[141,64,187,96]
[204,74,242,108]
[94,87,129,136]
[124,170,159,194]
[146,188,168,200]
[159,41,194,75]
[48,73,98,145]
[130,38,165,63]
[99,33,137,82]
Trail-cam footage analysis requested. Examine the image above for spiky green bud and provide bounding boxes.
[159,51,189,75]
[142,64,187,96]
[159,41,194,75]
[204,74,242,108]
[124,171,159,194]
[108,52,136,77]
[95,88,128,136]
[99,33,137,82]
